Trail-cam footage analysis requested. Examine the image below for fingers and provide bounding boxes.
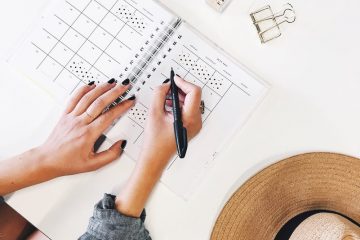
[84,83,130,122]
[174,75,200,95]
[174,76,202,115]
[88,140,125,170]
[151,82,171,114]
[64,83,95,114]
[90,98,136,135]
[73,79,117,116]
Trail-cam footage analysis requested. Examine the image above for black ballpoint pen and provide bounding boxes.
[170,68,188,158]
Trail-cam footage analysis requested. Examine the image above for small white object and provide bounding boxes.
[206,0,233,12]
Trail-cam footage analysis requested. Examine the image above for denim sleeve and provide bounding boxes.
[79,194,151,240]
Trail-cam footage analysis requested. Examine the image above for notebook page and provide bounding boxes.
[9,0,175,100]
[8,0,269,200]
[106,22,269,199]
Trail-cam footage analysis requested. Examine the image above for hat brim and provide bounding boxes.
[211,152,360,240]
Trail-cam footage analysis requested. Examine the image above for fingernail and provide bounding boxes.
[122,79,130,85]
[121,140,127,150]
[108,78,116,84]
[163,78,170,84]
[175,74,181,77]
[127,95,136,101]
[88,81,95,86]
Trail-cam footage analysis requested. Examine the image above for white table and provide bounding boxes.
[1,0,360,239]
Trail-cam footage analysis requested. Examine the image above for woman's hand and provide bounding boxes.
[39,79,135,177]
[140,75,202,167]
[0,79,134,196]
[116,76,202,217]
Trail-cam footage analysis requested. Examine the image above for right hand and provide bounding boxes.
[140,75,203,169]
[115,76,202,217]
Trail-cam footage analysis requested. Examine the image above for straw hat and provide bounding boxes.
[289,213,360,240]
[211,152,360,240]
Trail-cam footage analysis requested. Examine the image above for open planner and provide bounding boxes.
[9,0,269,199]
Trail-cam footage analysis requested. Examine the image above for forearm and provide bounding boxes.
[0,147,56,196]
[115,150,172,217]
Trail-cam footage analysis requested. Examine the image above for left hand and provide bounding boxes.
[38,80,135,177]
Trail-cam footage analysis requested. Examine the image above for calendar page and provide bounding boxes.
[9,0,269,199]
[118,22,269,198]
[9,0,175,100]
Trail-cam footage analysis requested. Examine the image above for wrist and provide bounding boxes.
[115,149,173,217]
[138,147,174,173]
[0,146,59,195]
[33,145,61,179]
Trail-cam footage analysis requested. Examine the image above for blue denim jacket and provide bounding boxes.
[79,194,151,240]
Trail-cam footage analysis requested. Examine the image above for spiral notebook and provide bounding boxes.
[9,0,269,199]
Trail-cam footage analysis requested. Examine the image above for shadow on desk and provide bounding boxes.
[0,199,49,240]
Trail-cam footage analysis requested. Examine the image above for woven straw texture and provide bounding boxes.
[211,153,360,240]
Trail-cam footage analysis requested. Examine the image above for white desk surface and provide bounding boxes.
[1,0,360,239]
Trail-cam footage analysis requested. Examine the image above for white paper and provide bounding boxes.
[9,0,269,199]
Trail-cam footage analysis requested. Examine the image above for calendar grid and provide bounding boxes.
[66,1,134,49]
[94,0,143,36]
[40,25,109,82]
[70,0,127,83]
[116,0,154,22]
[53,14,122,65]
[31,42,90,93]
[11,0,269,200]
[35,1,92,71]
[128,101,148,121]
[183,45,251,96]
[52,0,120,85]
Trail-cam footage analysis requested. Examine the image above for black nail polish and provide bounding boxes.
[127,95,136,101]
[163,78,170,84]
[88,81,95,86]
[122,79,130,85]
[121,140,127,150]
[108,78,116,84]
